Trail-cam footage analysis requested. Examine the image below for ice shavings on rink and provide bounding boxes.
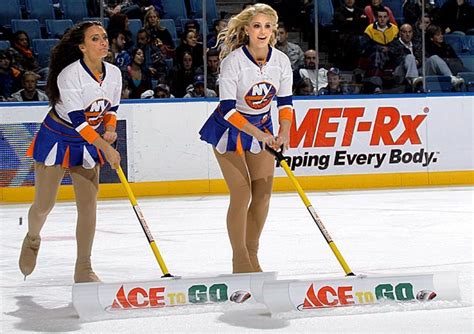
[1,186,472,333]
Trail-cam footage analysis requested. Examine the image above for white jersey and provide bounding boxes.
[55,59,122,134]
[219,46,293,121]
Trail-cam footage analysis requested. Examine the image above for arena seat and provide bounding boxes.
[32,38,59,68]
[0,0,22,28]
[189,0,218,29]
[161,0,187,31]
[464,35,474,55]
[11,19,42,40]
[425,75,453,92]
[457,72,474,91]
[59,0,88,23]
[45,19,73,38]
[459,55,474,71]
[82,17,109,28]
[443,34,464,54]
[318,0,334,27]
[25,0,55,26]
[127,19,143,48]
[160,19,178,40]
[0,40,11,50]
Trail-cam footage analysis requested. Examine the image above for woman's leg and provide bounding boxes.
[214,149,255,273]
[245,150,275,272]
[70,165,100,283]
[20,163,65,277]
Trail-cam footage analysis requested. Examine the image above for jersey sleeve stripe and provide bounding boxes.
[278,107,294,123]
[227,112,249,130]
[103,113,117,129]
[276,95,293,108]
[77,124,100,144]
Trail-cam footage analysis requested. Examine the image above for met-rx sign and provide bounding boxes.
[290,107,426,148]
[279,103,440,172]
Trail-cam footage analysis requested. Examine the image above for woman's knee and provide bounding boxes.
[30,200,55,217]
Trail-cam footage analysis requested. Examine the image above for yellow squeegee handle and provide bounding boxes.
[266,146,355,276]
[116,165,172,277]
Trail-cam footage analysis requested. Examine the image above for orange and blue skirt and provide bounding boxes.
[26,113,104,169]
[199,109,273,155]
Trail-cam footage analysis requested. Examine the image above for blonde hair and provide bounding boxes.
[217,3,278,60]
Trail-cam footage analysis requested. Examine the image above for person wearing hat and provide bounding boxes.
[318,67,352,95]
[154,83,174,98]
[184,74,217,98]
[140,89,155,99]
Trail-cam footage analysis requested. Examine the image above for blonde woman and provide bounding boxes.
[144,8,175,57]
[199,3,293,273]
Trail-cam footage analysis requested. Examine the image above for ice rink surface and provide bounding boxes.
[1,186,473,333]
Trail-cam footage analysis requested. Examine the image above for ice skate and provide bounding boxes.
[247,243,263,272]
[74,261,101,283]
[232,255,256,274]
[19,233,41,279]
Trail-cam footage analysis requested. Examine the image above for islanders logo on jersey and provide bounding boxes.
[244,82,276,110]
[84,98,112,127]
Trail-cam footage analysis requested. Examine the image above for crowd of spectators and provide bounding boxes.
[1,0,474,101]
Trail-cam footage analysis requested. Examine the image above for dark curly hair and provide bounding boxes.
[46,21,103,106]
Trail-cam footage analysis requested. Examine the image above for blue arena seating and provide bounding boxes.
[458,72,474,91]
[382,0,404,24]
[443,34,465,54]
[45,19,73,38]
[127,19,143,47]
[189,0,218,28]
[59,0,88,23]
[11,19,42,40]
[318,0,334,27]
[160,19,178,40]
[460,55,474,71]
[0,40,11,50]
[0,0,22,28]
[25,0,55,25]
[32,38,59,68]
[82,17,110,28]
[161,0,187,31]
[425,75,453,92]
[464,36,474,55]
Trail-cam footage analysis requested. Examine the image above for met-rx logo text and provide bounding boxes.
[245,82,276,110]
[84,98,112,126]
[290,106,427,148]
